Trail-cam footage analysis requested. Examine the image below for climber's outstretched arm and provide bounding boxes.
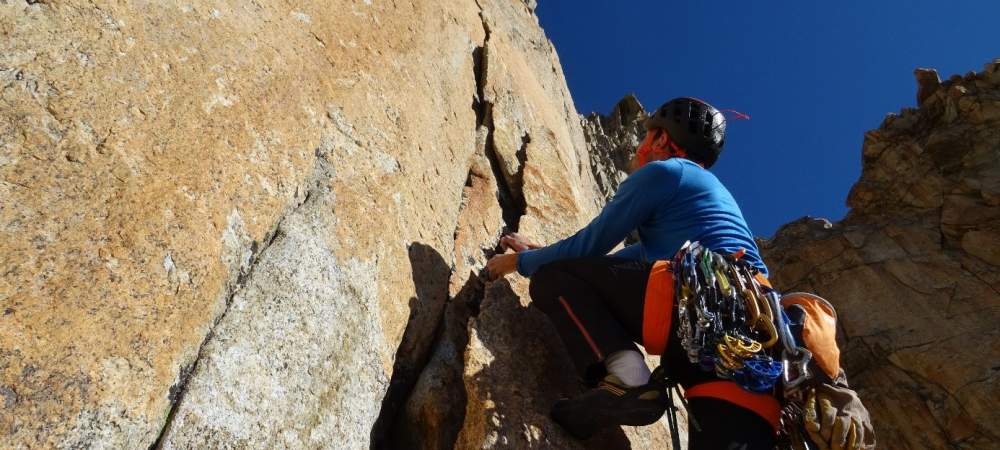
[513,161,680,277]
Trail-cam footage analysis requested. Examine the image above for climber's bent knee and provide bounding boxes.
[528,262,565,308]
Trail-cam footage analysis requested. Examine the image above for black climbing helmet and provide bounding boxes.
[644,97,726,168]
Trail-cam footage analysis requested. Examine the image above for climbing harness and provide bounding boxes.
[664,241,842,449]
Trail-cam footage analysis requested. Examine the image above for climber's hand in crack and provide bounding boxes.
[500,233,540,253]
[486,252,519,280]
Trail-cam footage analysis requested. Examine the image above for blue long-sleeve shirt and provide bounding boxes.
[517,158,768,277]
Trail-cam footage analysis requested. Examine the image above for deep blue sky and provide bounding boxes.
[537,1,998,238]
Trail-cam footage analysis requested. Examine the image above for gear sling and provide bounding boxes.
[646,242,844,450]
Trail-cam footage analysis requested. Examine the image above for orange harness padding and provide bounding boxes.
[642,260,781,432]
[685,381,782,432]
[642,260,674,355]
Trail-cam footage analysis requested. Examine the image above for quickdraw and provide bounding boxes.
[672,241,797,393]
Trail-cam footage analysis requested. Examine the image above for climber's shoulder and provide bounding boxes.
[623,159,688,194]
[630,158,685,182]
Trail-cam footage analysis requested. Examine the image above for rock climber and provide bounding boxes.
[486,97,875,449]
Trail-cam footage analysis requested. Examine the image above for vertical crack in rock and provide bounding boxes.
[371,14,523,444]
[472,43,488,128]
[369,242,453,450]
[384,268,487,450]
[371,169,497,450]
[473,15,527,234]
[508,131,530,227]
[148,208,294,450]
[480,83,527,232]
[369,19,499,447]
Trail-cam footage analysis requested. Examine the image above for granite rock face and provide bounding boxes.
[762,62,1000,450]
[1,0,673,448]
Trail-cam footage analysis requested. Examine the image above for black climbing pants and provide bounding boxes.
[528,256,777,450]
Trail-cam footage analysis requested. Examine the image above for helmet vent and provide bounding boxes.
[689,101,703,133]
[702,112,715,136]
[688,106,700,134]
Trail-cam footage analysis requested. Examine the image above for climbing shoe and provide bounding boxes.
[550,374,669,440]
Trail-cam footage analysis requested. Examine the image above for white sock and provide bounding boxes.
[604,350,651,387]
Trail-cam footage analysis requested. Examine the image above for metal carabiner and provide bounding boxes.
[727,261,747,293]
[683,251,700,295]
[699,250,716,287]
[782,347,812,391]
[765,290,798,355]
[716,267,733,297]
[743,287,762,323]
[712,253,733,297]
[675,240,692,260]
[746,289,779,348]
[716,343,744,370]
[756,316,780,348]
[743,265,767,300]
[724,333,762,357]
[766,291,799,355]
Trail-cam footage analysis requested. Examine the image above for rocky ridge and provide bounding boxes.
[581,94,647,201]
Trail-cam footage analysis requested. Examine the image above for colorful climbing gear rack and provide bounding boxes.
[672,241,801,393]
[668,241,850,449]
